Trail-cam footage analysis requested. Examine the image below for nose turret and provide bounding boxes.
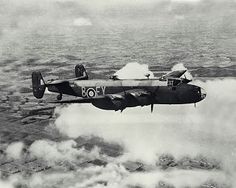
[195,86,206,102]
[200,87,206,100]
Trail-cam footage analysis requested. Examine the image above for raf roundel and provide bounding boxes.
[87,88,96,98]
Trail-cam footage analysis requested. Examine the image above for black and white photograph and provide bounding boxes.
[0,0,236,187]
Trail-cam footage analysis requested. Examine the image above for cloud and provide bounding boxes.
[29,139,102,164]
[0,164,232,188]
[0,180,14,188]
[5,142,25,160]
[73,18,92,26]
[29,140,78,162]
[0,0,234,58]
[28,172,74,188]
[171,0,201,2]
[114,62,154,79]
[69,164,128,188]
[124,169,229,188]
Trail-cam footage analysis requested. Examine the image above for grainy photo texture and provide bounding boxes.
[0,0,236,187]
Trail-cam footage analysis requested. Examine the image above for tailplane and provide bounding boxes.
[32,71,46,99]
[75,64,88,80]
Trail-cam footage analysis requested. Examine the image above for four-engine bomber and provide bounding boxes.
[32,64,206,112]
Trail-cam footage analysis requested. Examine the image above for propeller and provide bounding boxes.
[145,73,150,79]
[151,103,154,113]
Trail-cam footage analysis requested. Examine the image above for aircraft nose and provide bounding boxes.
[200,87,206,100]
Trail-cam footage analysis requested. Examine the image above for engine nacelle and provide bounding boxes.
[92,96,151,111]
[92,98,126,111]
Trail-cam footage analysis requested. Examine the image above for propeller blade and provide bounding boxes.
[151,104,154,113]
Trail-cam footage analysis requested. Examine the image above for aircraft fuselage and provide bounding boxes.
[47,79,206,110]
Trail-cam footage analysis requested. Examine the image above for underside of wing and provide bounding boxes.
[50,89,153,111]
[103,89,152,110]
[105,89,150,100]
[124,89,152,106]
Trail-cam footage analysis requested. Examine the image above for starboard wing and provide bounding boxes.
[159,70,187,81]
[50,89,154,112]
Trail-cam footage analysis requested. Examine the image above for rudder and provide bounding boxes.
[32,71,46,99]
[75,64,88,80]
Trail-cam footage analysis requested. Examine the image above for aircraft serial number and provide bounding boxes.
[81,86,106,98]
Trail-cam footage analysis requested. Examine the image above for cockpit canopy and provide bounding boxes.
[167,77,192,87]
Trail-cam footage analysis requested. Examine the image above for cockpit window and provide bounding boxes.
[167,78,181,87]
[167,80,174,87]
[197,87,201,95]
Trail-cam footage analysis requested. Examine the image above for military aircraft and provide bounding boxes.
[32,64,206,112]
